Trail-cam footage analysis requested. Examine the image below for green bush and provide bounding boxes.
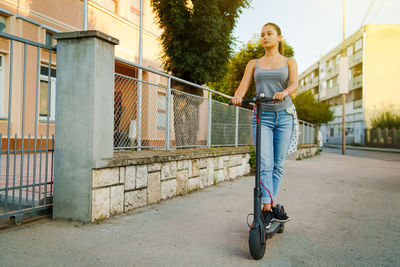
[249,144,256,168]
[370,111,400,129]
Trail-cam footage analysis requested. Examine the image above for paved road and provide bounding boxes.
[323,146,400,161]
[0,150,399,266]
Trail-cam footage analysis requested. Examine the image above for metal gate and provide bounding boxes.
[0,32,56,225]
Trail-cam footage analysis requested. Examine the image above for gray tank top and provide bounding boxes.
[254,58,293,112]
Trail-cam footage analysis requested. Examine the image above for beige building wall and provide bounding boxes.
[0,0,181,147]
[363,25,400,128]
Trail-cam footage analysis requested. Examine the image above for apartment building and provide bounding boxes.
[298,24,400,145]
[0,0,176,148]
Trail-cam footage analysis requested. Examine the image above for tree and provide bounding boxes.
[150,0,251,146]
[370,111,400,129]
[292,91,334,125]
[150,0,251,88]
[209,36,294,102]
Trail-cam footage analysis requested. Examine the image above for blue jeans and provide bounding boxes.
[252,109,293,204]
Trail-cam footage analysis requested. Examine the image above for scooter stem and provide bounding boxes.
[253,101,265,244]
[254,101,262,218]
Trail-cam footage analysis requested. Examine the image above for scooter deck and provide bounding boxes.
[265,221,283,236]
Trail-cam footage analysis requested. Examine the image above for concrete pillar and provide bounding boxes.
[53,31,119,222]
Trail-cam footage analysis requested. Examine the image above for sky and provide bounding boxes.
[233,0,400,74]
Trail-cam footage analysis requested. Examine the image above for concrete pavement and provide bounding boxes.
[0,150,399,266]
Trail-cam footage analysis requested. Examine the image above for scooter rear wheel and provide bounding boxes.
[249,227,266,260]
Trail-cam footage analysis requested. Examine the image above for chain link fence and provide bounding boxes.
[114,59,317,150]
[114,60,253,150]
[170,89,209,148]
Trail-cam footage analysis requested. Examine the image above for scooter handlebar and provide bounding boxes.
[228,95,275,106]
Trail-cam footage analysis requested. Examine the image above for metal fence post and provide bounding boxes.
[166,77,171,150]
[235,106,239,147]
[377,128,381,145]
[392,128,396,145]
[384,128,388,145]
[137,71,143,151]
[207,92,212,148]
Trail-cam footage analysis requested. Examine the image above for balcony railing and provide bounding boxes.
[350,50,363,67]
[352,74,363,89]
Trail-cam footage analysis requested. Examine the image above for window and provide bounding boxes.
[319,62,326,79]
[156,91,166,130]
[328,60,333,70]
[355,38,363,52]
[40,66,56,121]
[328,79,333,89]
[336,54,341,64]
[93,0,117,12]
[0,14,6,32]
[131,0,140,8]
[130,0,140,14]
[347,46,353,56]
[0,54,4,117]
[353,99,362,109]
[354,88,362,100]
[349,69,352,80]
[311,72,314,79]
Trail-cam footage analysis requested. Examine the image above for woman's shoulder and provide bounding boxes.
[246,59,257,68]
[286,57,297,65]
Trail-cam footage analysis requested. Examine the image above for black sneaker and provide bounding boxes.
[272,205,290,222]
[262,210,273,229]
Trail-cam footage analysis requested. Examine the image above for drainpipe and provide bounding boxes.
[83,0,88,30]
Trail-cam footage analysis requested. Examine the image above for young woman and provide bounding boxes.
[232,22,299,229]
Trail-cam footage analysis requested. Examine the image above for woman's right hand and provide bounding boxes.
[231,95,243,106]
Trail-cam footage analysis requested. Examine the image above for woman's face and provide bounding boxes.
[260,25,282,49]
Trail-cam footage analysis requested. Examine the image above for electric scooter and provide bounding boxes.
[229,94,286,260]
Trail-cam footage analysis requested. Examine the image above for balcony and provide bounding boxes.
[325,65,338,80]
[351,74,363,90]
[350,50,363,67]
[311,76,319,86]
[303,76,319,92]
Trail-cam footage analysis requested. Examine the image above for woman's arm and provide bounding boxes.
[273,58,299,102]
[232,59,256,106]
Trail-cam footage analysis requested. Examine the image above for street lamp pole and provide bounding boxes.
[341,0,346,155]
[137,0,143,151]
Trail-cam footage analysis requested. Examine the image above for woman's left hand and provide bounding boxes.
[272,91,289,103]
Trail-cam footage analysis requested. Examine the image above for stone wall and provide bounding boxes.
[91,147,250,221]
[296,144,319,160]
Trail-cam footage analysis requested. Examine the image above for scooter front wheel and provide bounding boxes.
[249,227,266,260]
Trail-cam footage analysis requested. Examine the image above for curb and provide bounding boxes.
[324,144,400,154]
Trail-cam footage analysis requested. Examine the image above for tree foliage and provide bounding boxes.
[209,36,294,102]
[370,111,400,129]
[293,91,334,125]
[150,0,251,87]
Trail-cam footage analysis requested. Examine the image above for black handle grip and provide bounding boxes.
[228,97,274,106]
[228,99,253,105]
